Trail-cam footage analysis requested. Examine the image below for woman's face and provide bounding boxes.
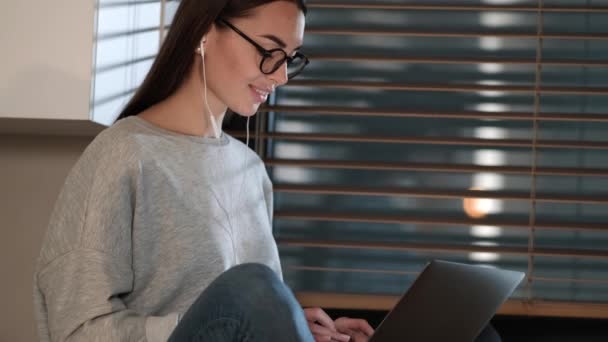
[203,1,305,116]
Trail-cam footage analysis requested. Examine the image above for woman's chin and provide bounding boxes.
[232,104,260,118]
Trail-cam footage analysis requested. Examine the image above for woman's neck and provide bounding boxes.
[137,62,227,138]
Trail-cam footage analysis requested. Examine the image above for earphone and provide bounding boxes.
[199,38,222,139]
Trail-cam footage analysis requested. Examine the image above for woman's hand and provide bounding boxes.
[335,317,375,342]
[303,307,351,342]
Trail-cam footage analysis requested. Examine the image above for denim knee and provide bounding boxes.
[218,263,287,302]
[217,263,311,340]
[222,263,279,285]
[169,263,313,342]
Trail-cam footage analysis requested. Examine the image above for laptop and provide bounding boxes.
[369,260,525,342]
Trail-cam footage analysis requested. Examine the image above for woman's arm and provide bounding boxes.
[35,248,178,342]
[33,134,177,342]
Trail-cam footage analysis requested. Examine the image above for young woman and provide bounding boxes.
[33,1,374,341]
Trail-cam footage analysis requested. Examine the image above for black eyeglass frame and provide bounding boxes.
[217,18,309,79]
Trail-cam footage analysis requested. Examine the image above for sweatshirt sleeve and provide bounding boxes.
[37,249,178,342]
[34,136,178,342]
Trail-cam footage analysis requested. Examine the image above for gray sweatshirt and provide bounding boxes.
[33,116,282,342]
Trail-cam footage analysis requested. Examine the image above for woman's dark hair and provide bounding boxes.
[115,0,306,122]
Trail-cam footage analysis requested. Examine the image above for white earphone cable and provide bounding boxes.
[200,40,221,139]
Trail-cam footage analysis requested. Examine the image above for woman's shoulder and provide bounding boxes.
[93,115,142,145]
[75,117,145,174]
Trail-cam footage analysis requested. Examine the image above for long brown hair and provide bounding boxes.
[115,0,306,122]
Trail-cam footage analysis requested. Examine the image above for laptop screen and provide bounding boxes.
[369,260,525,342]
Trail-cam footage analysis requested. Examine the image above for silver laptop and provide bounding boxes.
[369,260,525,342]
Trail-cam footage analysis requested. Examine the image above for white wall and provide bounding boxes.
[0,0,95,121]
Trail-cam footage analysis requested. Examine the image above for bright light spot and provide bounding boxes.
[473,173,505,190]
[274,143,316,159]
[469,252,501,262]
[463,194,503,219]
[273,168,314,183]
[478,63,505,74]
[474,127,508,139]
[479,80,506,86]
[480,13,520,28]
[471,225,503,238]
[473,149,506,166]
[467,149,505,219]
[479,90,505,97]
[469,242,501,262]
[474,103,509,112]
[479,37,503,51]
[473,241,498,247]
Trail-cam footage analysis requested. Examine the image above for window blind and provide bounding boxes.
[94,0,608,319]
[252,0,608,319]
[92,0,168,125]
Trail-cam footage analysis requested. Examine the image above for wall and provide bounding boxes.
[1,0,95,121]
[0,134,92,341]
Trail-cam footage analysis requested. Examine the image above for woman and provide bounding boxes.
[33,0,374,341]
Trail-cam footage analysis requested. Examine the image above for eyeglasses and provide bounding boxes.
[218,18,309,80]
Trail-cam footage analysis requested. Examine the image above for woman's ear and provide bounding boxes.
[196,22,218,55]
[195,38,206,55]
[205,22,219,43]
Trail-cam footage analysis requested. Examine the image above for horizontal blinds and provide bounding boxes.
[232,131,608,149]
[259,105,608,122]
[305,28,608,40]
[261,0,608,317]
[305,3,608,13]
[91,0,167,124]
[286,79,608,94]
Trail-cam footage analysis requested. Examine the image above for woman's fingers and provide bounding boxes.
[351,319,374,336]
[337,327,370,342]
[304,308,375,342]
[335,317,375,336]
[313,335,331,342]
[309,322,351,342]
[304,307,337,331]
[350,330,370,342]
[304,307,346,342]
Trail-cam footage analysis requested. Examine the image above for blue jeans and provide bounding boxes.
[168,263,315,342]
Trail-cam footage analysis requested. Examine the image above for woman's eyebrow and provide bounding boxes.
[260,34,302,52]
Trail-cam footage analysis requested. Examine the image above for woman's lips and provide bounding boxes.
[249,85,269,103]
